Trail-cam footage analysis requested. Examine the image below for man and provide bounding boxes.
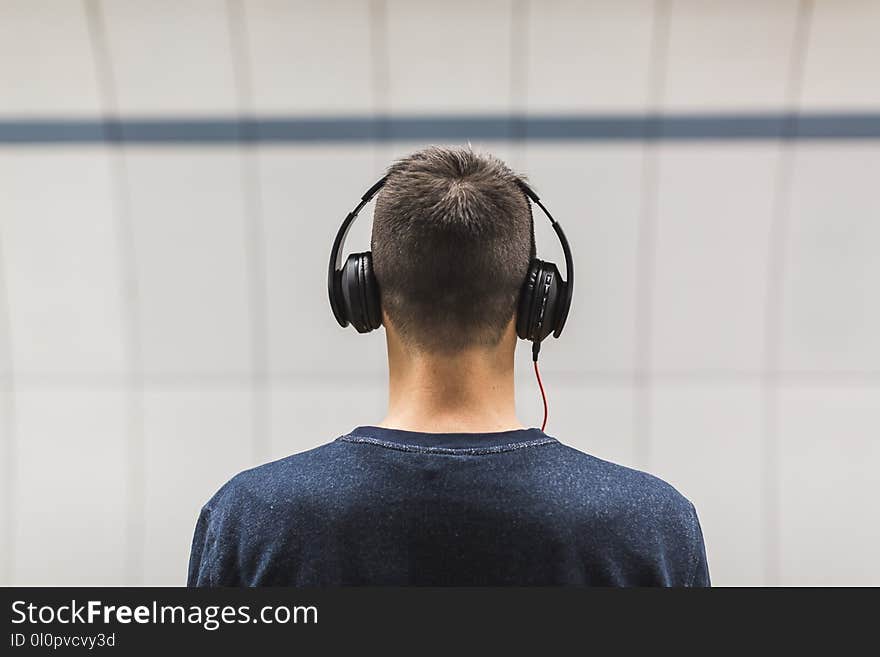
[187,146,710,586]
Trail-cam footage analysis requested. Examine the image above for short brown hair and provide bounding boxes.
[371,146,534,352]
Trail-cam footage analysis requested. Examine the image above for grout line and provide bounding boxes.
[226,0,253,116]
[0,366,880,390]
[0,161,17,585]
[366,0,392,205]
[83,0,146,585]
[761,0,815,588]
[369,0,393,179]
[369,0,392,185]
[633,0,672,471]
[3,369,880,388]
[509,0,529,166]
[370,0,391,144]
[226,0,271,464]
[633,149,658,470]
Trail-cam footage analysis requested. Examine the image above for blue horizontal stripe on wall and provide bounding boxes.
[1,113,880,144]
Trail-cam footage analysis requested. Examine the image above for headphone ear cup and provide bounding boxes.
[329,266,348,327]
[342,253,367,333]
[360,252,382,331]
[342,252,381,333]
[517,261,540,340]
[517,259,561,343]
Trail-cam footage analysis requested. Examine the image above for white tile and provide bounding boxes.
[777,386,880,586]
[386,0,513,114]
[0,1,102,115]
[780,144,880,373]
[124,149,252,376]
[13,387,129,585]
[526,0,656,112]
[143,385,255,585]
[0,150,127,376]
[242,0,375,114]
[649,384,765,586]
[100,0,238,114]
[523,144,643,373]
[663,0,800,111]
[651,144,779,373]
[268,380,387,462]
[516,377,636,468]
[259,145,388,375]
[800,1,880,109]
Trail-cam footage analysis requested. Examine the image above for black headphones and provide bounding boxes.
[328,175,574,356]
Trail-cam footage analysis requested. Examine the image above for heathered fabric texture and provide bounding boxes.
[188,426,710,587]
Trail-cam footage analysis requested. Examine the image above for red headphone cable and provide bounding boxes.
[532,342,548,432]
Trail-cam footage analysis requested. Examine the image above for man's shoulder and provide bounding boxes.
[547,441,708,586]
[201,439,348,516]
[547,441,696,518]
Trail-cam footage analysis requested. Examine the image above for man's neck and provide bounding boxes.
[379,326,524,434]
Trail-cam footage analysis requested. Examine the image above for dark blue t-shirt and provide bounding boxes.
[188,425,710,586]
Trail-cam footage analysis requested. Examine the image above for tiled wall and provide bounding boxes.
[0,0,878,586]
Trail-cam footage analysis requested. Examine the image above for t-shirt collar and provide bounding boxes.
[341,425,557,454]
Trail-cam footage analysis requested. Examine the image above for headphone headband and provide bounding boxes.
[515,181,574,338]
[328,174,574,338]
[328,176,387,325]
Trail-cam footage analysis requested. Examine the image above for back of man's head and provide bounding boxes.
[371,146,534,353]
